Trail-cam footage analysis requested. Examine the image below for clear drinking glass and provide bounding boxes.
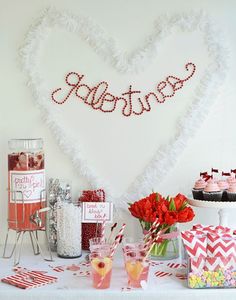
[123,248,150,288]
[90,248,113,289]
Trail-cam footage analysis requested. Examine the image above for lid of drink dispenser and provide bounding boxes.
[8,139,43,151]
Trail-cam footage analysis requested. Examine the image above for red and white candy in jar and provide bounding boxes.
[8,139,46,231]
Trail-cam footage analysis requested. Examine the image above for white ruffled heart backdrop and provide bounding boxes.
[21,8,229,208]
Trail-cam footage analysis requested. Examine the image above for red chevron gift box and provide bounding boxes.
[182,225,236,288]
[181,230,207,272]
[207,233,236,257]
[205,233,236,271]
[192,224,233,234]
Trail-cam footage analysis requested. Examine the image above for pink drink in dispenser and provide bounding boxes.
[8,139,46,231]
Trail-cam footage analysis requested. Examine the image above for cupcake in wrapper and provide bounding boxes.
[192,178,207,200]
[203,179,222,202]
[217,180,229,202]
[227,182,236,202]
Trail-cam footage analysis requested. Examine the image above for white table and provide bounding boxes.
[0,246,235,300]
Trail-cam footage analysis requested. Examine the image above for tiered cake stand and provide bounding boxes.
[187,198,236,226]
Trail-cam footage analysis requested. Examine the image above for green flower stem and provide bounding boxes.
[171,239,178,254]
[151,240,169,257]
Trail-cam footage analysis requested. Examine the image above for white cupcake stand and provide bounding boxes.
[187,198,236,226]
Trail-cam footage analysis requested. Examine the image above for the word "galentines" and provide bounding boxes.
[51,62,196,117]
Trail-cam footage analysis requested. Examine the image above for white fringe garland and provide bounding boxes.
[20,8,229,209]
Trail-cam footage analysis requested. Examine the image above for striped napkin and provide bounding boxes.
[1,271,57,289]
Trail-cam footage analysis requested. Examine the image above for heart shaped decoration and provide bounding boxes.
[23,190,32,199]
[21,9,229,208]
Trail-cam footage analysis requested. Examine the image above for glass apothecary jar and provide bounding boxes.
[8,138,46,231]
[79,189,106,250]
[57,194,82,258]
[47,179,73,252]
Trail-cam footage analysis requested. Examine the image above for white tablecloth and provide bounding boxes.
[0,246,235,300]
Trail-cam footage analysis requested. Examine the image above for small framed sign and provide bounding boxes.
[82,202,113,223]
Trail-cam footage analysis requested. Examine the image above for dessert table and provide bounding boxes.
[0,246,235,300]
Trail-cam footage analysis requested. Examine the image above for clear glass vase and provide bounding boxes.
[143,223,179,260]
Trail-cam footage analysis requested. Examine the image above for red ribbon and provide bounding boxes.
[143,229,179,240]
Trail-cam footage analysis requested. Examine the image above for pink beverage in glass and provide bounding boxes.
[123,249,150,288]
[90,253,113,289]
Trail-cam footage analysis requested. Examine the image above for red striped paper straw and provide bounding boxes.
[101,219,106,242]
[144,220,160,250]
[143,218,159,240]
[110,223,126,257]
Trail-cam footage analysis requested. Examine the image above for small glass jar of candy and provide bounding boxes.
[188,256,236,288]
[57,190,82,258]
[79,189,106,250]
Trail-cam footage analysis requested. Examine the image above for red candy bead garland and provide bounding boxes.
[51,62,196,117]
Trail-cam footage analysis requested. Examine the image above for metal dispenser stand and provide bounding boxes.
[3,189,53,265]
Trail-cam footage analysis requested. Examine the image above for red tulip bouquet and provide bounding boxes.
[129,193,195,259]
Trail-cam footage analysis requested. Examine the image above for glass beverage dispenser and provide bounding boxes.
[8,139,45,230]
[3,139,52,265]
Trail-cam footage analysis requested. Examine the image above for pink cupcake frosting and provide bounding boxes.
[217,180,229,191]
[228,182,236,193]
[193,178,207,190]
[227,176,236,184]
[204,179,220,192]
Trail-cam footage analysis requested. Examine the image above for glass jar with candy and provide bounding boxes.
[57,190,82,258]
[79,189,106,250]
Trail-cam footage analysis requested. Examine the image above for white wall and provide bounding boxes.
[1,0,236,245]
